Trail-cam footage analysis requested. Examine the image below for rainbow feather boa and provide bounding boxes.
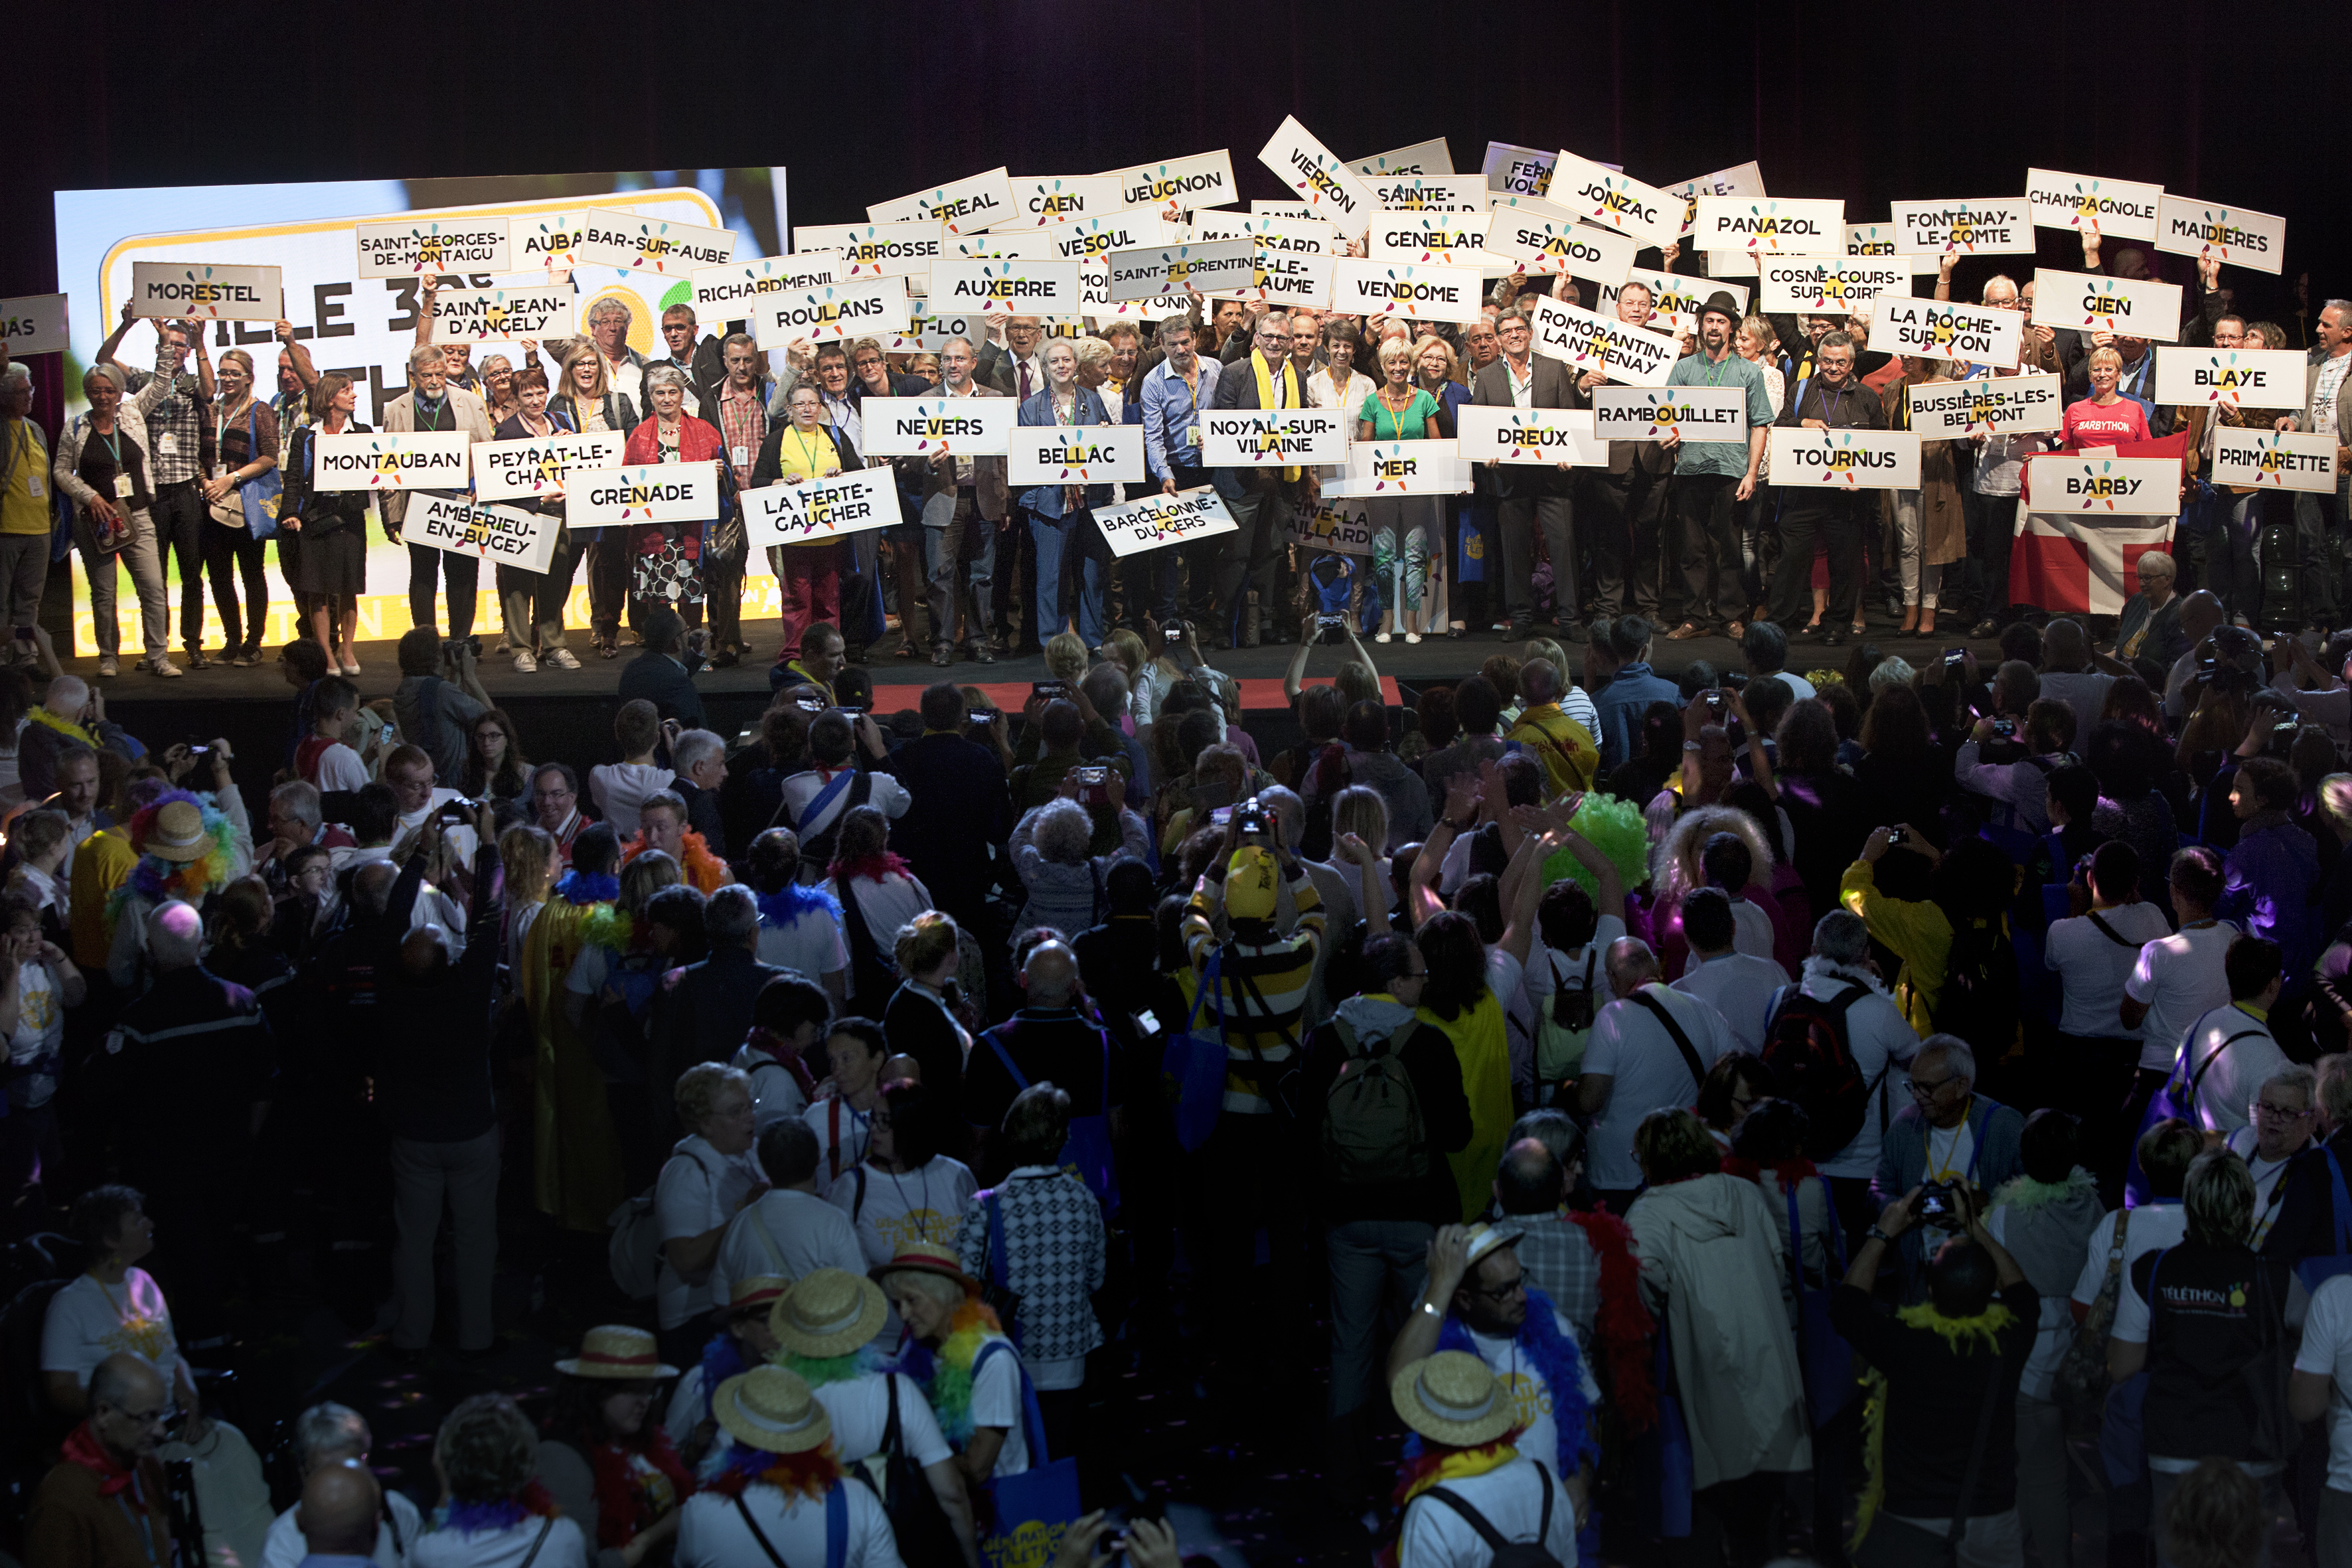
[895,1299,1008,1447]
[576,904,635,955]
[706,1441,842,1503]
[1408,1287,1599,1482]
[105,791,238,928]
[757,883,840,928]
[777,1341,886,1390]
[554,869,618,906]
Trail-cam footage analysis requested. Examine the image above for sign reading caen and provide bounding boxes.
[565,461,721,528]
[2153,348,2311,409]
[1105,150,1239,217]
[1527,297,1679,389]
[1873,295,2025,367]
[1103,240,1256,303]
[2023,169,2163,242]
[748,278,911,351]
[1690,198,1844,254]
[572,209,736,274]
[791,221,943,279]
[1329,259,1484,325]
[2211,428,2339,495]
[2153,196,2286,276]
[1093,487,1239,560]
[742,469,900,550]
[354,216,510,279]
[2023,456,2183,514]
[1482,196,1637,287]
[2029,269,2185,343]
[868,167,1017,234]
[1904,374,2063,440]
[692,256,838,321]
[1547,153,1681,250]
[1200,407,1349,467]
[311,431,471,492]
[1257,116,1380,229]
[130,261,283,321]
[1765,428,1922,490]
[999,176,1125,229]
[858,396,1018,459]
[1007,424,1146,486]
[473,431,629,504]
[929,256,1087,317]
[1591,387,1750,443]
[0,293,68,356]
[428,286,574,344]
[409,492,558,574]
[1453,406,1608,467]
[1887,199,2035,255]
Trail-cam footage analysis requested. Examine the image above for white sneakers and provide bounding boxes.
[145,656,183,678]
[512,649,538,674]
[544,648,581,670]
[97,654,118,677]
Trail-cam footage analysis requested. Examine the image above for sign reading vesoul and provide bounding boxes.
[311,431,471,491]
[858,396,1018,458]
[743,470,900,549]
[1766,427,1922,489]
[130,262,283,320]
[1200,408,1349,467]
[566,461,721,527]
[409,493,558,574]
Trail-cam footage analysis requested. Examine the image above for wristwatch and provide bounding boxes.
[1865,1226,1895,1247]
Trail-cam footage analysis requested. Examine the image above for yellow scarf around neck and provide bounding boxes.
[1252,351,1302,481]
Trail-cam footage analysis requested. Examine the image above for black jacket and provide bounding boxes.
[653,946,789,1129]
[374,844,503,1142]
[617,649,706,730]
[888,733,1012,926]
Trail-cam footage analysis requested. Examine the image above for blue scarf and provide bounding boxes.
[757,883,840,927]
[695,1332,758,1427]
[1407,1289,1599,1481]
[555,869,618,906]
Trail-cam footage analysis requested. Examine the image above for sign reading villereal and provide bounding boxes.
[1093,488,1238,559]
[1766,428,1922,489]
[1591,387,1749,443]
[311,431,471,492]
[566,461,721,528]
[409,493,558,574]
[858,397,1018,459]
[742,470,901,550]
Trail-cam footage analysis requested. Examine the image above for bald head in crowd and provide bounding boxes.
[1020,941,1079,1009]
[297,1458,382,1558]
[1606,936,1660,994]
[147,902,204,971]
[2177,589,2225,645]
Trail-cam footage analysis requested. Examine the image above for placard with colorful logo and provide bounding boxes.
[930,256,1087,317]
[1007,424,1146,486]
[2153,348,2310,409]
[427,285,574,344]
[1201,407,1350,467]
[1093,487,1239,559]
[1690,197,1843,254]
[1887,200,2035,255]
[742,469,901,548]
[1103,240,1256,303]
[2154,196,2285,275]
[572,209,737,274]
[1874,295,2025,366]
[1002,177,1125,229]
[1482,142,1557,198]
[1330,258,1484,325]
[1258,117,1381,230]
[0,293,68,356]
[749,278,911,351]
[1669,161,1766,238]
[1546,153,1680,250]
[1765,428,1922,489]
[859,396,1018,459]
[1453,406,1607,466]
[565,460,722,527]
[473,430,629,504]
[1365,175,1487,213]
[1369,213,1495,269]
[354,216,511,279]
[868,168,1018,235]
[1191,211,1342,256]
[2030,269,2185,343]
[790,222,943,279]
[1107,151,1239,218]
[311,430,471,492]
[1527,297,1679,389]
[692,256,838,322]
[2023,455,2181,514]
[2211,428,2338,494]
[1591,387,1750,443]
[1760,258,1917,315]
[2024,170,2163,241]
[1905,374,2063,439]
[1483,198,1637,285]
[1037,208,1169,263]
[1328,439,1466,498]
[1352,139,1456,179]
[129,261,283,320]
[408,492,558,574]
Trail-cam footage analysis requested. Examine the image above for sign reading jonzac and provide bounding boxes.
[1200,408,1349,467]
[131,262,283,321]
[1765,428,1922,489]
[1093,488,1239,559]
[742,469,900,550]
[1591,387,1749,443]
[311,431,471,492]
[565,461,721,528]
[410,493,558,574]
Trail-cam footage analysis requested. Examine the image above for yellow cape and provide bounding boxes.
[520,896,627,1229]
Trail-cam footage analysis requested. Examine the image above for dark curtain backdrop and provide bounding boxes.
[5,0,2339,331]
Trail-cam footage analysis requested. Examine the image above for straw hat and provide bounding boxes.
[1391,1351,1518,1448]
[713,1366,832,1454]
[769,1269,888,1359]
[554,1324,678,1380]
[870,1241,980,1295]
[144,800,210,864]
[728,1276,790,1319]
[1462,1220,1524,1273]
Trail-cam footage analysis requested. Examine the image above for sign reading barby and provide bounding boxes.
[868,169,1017,235]
[1484,198,1638,285]
[1104,240,1256,303]
[1904,374,2063,439]
[1873,295,2025,367]
[749,278,910,350]
[1592,387,1750,443]
[311,431,471,492]
[408,493,558,574]
[2025,455,2182,514]
[1365,175,1487,213]
[1453,406,1607,467]
[1330,258,1484,324]
[2031,269,2185,343]
[2153,348,2312,409]
[130,262,283,320]
[1766,428,1922,489]
[1326,439,1466,499]
[1482,142,1557,197]
[354,217,510,279]
[692,256,838,321]
[1258,116,1381,230]
[1352,138,1456,179]
[2023,170,2163,241]
[0,294,69,356]
[1887,200,2035,255]
[1000,176,1125,229]
[473,431,629,503]
[1093,487,1238,559]
[566,461,721,528]
[859,396,1018,459]
[427,286,575,344]
[1008,424,1146,486]
[1527,297,1679,389]
[1691,198,1843,254]
[2154,196,2286,275]
[1546,153,1680,250]
[1669,161,1767,237]
[1200,407,1350,467]
[573,209,736,274]
[742,469,900,549]
[1759,258,1914,314]
[2211,428,2339,494]
[791,222,943,279]
[930,256,1087,317]
[1109,151,1239,218]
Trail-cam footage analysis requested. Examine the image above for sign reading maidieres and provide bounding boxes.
[427,286,574,344]
[1103,240,1256,303]
[858,396,1018,459]
[1873,295,2025,367]
[1326,439,1467,498]
[2154,196,2286,275]
[1200,407,1349,467]
[749,278,910,351]
[1107,150,1239,218]
[409,492,558,574]
[1591,387,1749,443]
[565,461,721,527]
[1887,199,2035,255]
[2211,428,2339,494]
[2153,348,2311,409]
[1904,374,2063,439]
[354,217,511,279]
[1329,259,1483,325]
[691,256,838,321]
[868,168,1018,234]
[130,262,283,320]
[2030,269,2185,343]
[0,294,68,356]
[1759,258,1913,314]
[1765,427,1922,489]
[473,431,629,503]
[929,256,1087,317]
[1546,153,1680,250]
[1483,197,1637,285]
[1690,198,1843,254]
[1527,297,1679,389]
[572,209,736,274]
[311,431,471,492]
[1453,406,1607,467]
[2023,455,2181,514]
[2024,170,2163,241]
[742,469,900,548]
[1257,117,1380,230]
[1007,424,1146,485]
[1093,487,1239,558]
[791,222,943,279]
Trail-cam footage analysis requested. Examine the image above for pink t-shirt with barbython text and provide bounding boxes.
[2063,397,2150,448]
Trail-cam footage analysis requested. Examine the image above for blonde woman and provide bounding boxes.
[2063,345,2150,447]
[1735,317,1785,625]
[497,823,558,977]
[551,344,641,657]
[1100,628,1150,730]
[1415,334,1471,639]
[1357,337,1450,643]
[201,347,281,666]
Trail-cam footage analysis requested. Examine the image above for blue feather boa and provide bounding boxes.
[757,883,840,927]
[555,869,618,906]
[694,1332,759,1427]
[1405,1289,1599,1481]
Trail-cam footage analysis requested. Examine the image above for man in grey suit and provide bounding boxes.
[2297,299,2352,623]
[1577,281,1677,627]
[1470,308,1586,639]
[916,337,1010,666]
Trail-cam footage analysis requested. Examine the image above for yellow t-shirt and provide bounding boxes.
[1,423,50,536]
[774,427,843,550]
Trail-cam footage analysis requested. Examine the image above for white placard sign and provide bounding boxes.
[1258,116,1381,230]
[1235,248,1334,309]
[2024,170,2163,241]
[129,261,283,320]
[1352,138,1456,178]
[868,169,1017,234]
[1453,406,1607,467]
[572,208,736,274]
[311,430,471,492]
[1759,257,1915,314]
[1103,240,1256,303]
[408,492,558,574]
[791,222,943,279]
[1326,439,1466,499]
[2154,348,2311,410]
[1093,487,1238,558]
[1109,151,1239,216]
[1766,428,1922,489]
[1669,161,1767,237]
[1842,224,1936,272]
[473,431,630,503]
[1008,424,1146,486]
[2025,455,2182,514]
[1887,200,2036,255]
[929,256,1087,317]
[1366,175,1488,213]
[2154,196,2287,275]
[2031,269,2186,343]
[1690,197,1844,254]
[1330,259,1484,325]
[1905,374,2064,439]
[1002,176,1125,228]
[1483,142,1558,197]
[1286,493,1377,556]
[1370,212,1494,267]
[1200,407,1350,467]
[1608,268,1749,321]
[354,216,510,279]
[1192,211,1342,255]
[1250,201,1319,220]
[879,307,982,354]
[1591,386,1750,443]
[428,285,574,344]
[1527,297,1679,388]
[1077,259,1187,320]
[692,256,838,321]
[0,294,68,356]
[1484,198,1638,285]
[1545,153,1680,250]
[1873,295,2025,366]
[743,469,900,549]
[749,277,910,350]
[860,396,1018,459]
[566,461,720,528]
[2211,428,2339,495]
[1038,208,1168,262]
[510,211,591,272]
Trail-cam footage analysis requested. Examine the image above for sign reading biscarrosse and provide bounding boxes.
[1527,297,1679,389]
[791,222,943,279]
[428,286,575,344]
[409,492,558,574]
[1905,374,2063,440]
[1454,406,1607,467]
[473,431,629,503]
[572,209,737,274]
[2023,455,2181,514]
[312,431,471,492]
[1592,387,1749,443]
[0,294,68,356]
[2153,348,2311,409]
[742,469,900,550]
[2154,196,2286,275]
[2031,269,2185,343]
[1201,407,1349,467]
[1766,427,1922,489]
[130,262,283,320]
[860,396,1018,459]
[1873,295,2024,367]
[1691,198,1843,254]
[692,256,837,321]
[1008,424,1146,485]
[929,256,1087,317]
[749,278,910,351]
[566,461,721,527]
[354,216,511,279]
[1330,258,1484,325]
[1095,487,1239,559]
[2211,428,2339,494]
[2024,169,2163,241]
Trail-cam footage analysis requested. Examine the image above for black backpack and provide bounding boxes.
[1934,921,2021,1058]
[1424,1464,1561,1567]
[1759,983,1887,1160]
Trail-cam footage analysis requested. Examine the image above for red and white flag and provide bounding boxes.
[2009,512,2173,614]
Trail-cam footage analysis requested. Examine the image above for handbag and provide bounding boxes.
[206,407,283,539]
[2055,1208,2130,1423]
[977,1190,1024,1341]
[973,1341,1081,1568]
[1160,953,1226,1153]
[1788,1185,1856,1426]
[854,1373,960,1563]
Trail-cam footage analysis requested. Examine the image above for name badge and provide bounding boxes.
[1186,424,1203,447]
[732,445,750,468]
[114,474,135,500]
[26,475,45,500]
[157,433,179,456]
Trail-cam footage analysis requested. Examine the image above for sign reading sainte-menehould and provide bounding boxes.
[428,286,574,344]
[868,168,1017,235]
[408,492,558,574]
[1094,487,1239,559]
[2154,347,2312,409]
[2024,455,2182,514]
[0,294,68,356]
[692,256,838,321]
[1528,297,1679,389]
[566,461,721,528]
[791,222,943,279]
[998,177,1125,228]
[1326,439,1468,498]
[1766,427,1922,489]
[1482,198,1637,286]
[1258,116,1381,230]
[1545,152,1680,250]
[1365,175,1488,213]
[355,216,510,279]
[2211,428,2339,495]
[572,209,736,274]
[1329,258,1484,325]
[1107,150,1239,216]
[742,469,900,550]
[1887,199,2035,255]
[1874,295,2025,368]
[1905,374,2064,440]
[859,396,1018,459]
[1592,386,1750,443]
[1352,138,1456,178]
[929,256,1087,317]
[749,278,909,351]
[1103,240,1256,303]
[130,262,283,320]
[1690,197,1844,254]
[2031,269,2186,343]
[1453,406,1608,467]
[1007,424,1146,486]
[2024,169,2163,242]
[1201,406,1350,467]
[312,430,471,492]
[1759,258,1915,314]
[473,431,629,503]
[2154,195,2286,276]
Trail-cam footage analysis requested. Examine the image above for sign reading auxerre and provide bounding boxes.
[565,461,722,528]
[1905,374,2063,440]
[858,396,1018,459]
[1200,407,1349,467]
[311,431,471,493]
[129,262,283,321]
[930,256,1087,317]
[1765,427,1922,489]
[748,278,911,351]
[742,469,900,549]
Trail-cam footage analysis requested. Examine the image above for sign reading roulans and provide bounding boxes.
[2023,170,2163,242]
[1766,427,1922,489]
[749,279,910,351]
[1008,425,1146,486]
[0,293,68,356]
[1592,387,1749,443]
[1690,198,1843,254]
[2153,196,2286,276]
[1905,374,2063,439]
[311,431,471,492]
[1453,406,1607,467]
[859,396,1018,459]
[1200,408,1349,467]
[2153,348,2312,409]
[1873,295,2024,367]
[2029,270,2185,344]
[566,461,721,528]
[743,469,900,549]
[428,286,574,345]
[409,493,558,574]
[130,262,283,320]
[692,256,838,321]
[1093,488,1238,559]
[354,217,510,279]
[1527,297,1678,389]
[2211,428,2339,494]
[2024,455,2182,514]
[473,431,629,503]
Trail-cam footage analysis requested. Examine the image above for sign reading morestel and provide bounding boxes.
[131,262,283,321]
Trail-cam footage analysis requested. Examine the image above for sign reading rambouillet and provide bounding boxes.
[311,431,471,492]
[131,262,283,321]
[565,461,721,528]
[1093,488,1238,559]
[742,469,900,549]
[748,279,910,351]
[859,397,1018,459]
[1592,387,1749,443]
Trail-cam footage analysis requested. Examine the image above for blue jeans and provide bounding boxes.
[1325,1218,1432,1419]
[1026,507,1073,645]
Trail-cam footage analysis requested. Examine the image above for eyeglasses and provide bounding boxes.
[1908,1075,1956,1099]
[2254,1101,2313,1121]
[1471,1271,1527,1301]
[106,1403,176,1430]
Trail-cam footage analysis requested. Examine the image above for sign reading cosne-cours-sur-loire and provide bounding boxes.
[2023,455,2182,514]
[1329,258,1484,325]
[572,209,736,274]
[749,278,910,351]
[1766,427,1922,489]
[0,294,69,356]
[2153,195,2286,276]
[1007,424,1146,486]
[929,256,1087,317]
[1352,138,1456,179]
[1545,153,1681,250]
[566,461,721,528]
[1592,386,1750,443]
[791,221,942,279]
[408,492,558,574]
[354,216,510,279]
[1905,374,2064,439]
[742,469,900,550]
[1094,487,1239,560]
[2154,348,2312,409]
[1528,297,1678,389]
[1691,197,1843,254]
[1107,150,1239,216]
[1326,439,1467,498]
[130,262,283,321]
[2023,170,2163,242]
[1258,116,1381,230]
[1759,258,1914,314]
[311,430,471,492]
[859,396,1018,459]
[1873,295,2025,367]
[1887,199,2035,255]
[868,168,1016,234]
[1104,240,1256,303]
[1454,406,1608,467]
[2031,270,2186,343]
[1483,197,1638,285]
[428,286,574,344]
[2212,428,2339,494]
[1201,407,1349,468]
[473,431,629,504]
[998,176,1125,229]
[692,256,838,321]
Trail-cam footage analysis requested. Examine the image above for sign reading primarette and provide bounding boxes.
[2211,428,2338,494]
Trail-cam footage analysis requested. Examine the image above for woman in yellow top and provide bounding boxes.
[750,383,866,661]
[1840,825,2019,1039]
[0,364,59,674]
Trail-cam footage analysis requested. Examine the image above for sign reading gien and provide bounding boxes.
[1765,428,1923,489]
[1591,387,1750,443]
[1200,407,1350,467]
[748,278,910,351]
[2023,455,2183,514]
[473,431,629,503]
[2211,428,2339,495]
[2153,348,2312,408]
[858,396,1018,459]
[311,431,471,492]
[1904,374,2063,440]
[1093,488,1239,559]
[742,470,901,550]
[1452,406,1608,467]
[2029,269,2186,344]
[564,461,722,528]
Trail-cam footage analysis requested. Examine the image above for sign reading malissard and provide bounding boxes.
[743,469,900,549]
[1453,406,1608,467]
[409,492,557,574]
[2154,348,2312,409]
[312,430,471,492]
[1007,424,1146,486]
[1094,487,1239,559]
[566,461,721,527]
[2211,428,2338,495]
[859,396,1018,459]
[1592,387,1749,443]
[1200,407,1349,467]
[1905,374,2063,439]
[1766,427,1922,489]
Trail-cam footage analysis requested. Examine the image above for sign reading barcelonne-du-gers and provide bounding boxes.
[1093,487,1239,559]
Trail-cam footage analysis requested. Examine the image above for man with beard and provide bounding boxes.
[1768,332,1884,646]
[1660,293,1775,639]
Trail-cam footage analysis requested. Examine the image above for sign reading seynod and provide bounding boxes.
[565,461,721,528]
[868,167,1016,234]
[0,293,69,356]
[2030,269,2185,343]
[1690,197,1844,254]
[1528,297,1679,389]
[354,216,510,279]
[1759,258,1913,314]
[791,221,943,279]
[742,469,900,550]
[130,261,283,321]
[1453,406,1608,467]
[571,208,737,273]
[1257,116,1381,229]
[1482,196,1638,285]
[858,396,1018,459]
[692,256,838,321]
[1905,374,2064,440]
[2023,455,2182,514]
[1093,487,1239,559]
[2153,196,2287,276]
[1591,387,1750,443]
[748,278,911,351]
[1106,150,1239,217]
[1547,153,1681,250]
[1766,427,1922,489]
[1200,407,1350,467]
[2153,347,2312,409]
[1873,295,2025,367]
[929,256,1087,317]
[428,286,575,344]
[1000,176,1125,229]
[1326,439,1468,498]
[1887,199,2036,255]
[1103,240,1256,303]
[409,492,558,574]
[1007,424,1146,486]
[311,431,471,493]
[2211,428,2339,494]
[1330,258,1484,325]
[473,430,629,503]
[2024,169,2163,242]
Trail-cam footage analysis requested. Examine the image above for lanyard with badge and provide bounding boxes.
[99,430,136,501]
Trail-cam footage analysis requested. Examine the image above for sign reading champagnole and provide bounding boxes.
[1200,408,1349,467]
[742,470,900,550]
[566,462,721,528]
[311,431,471,492]
[2153,348,2312,409]
[1453,406,1608,466]
[859,397,1018,459]
[1766,428,1922,489]
[2024,170,2163,241]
